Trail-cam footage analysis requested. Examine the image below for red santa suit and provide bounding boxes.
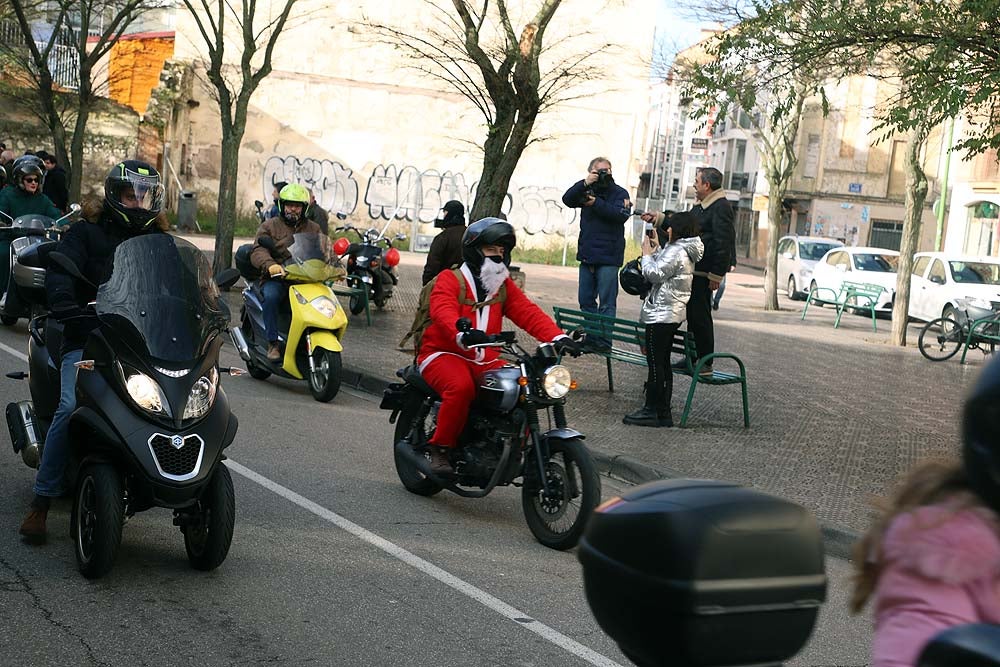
[417,263,566,447]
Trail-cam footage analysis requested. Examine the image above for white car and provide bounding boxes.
[809,246,900,311]
[776,235,844,300]
[909,252,1000,322]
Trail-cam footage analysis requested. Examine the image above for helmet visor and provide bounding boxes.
[117,168,164,213]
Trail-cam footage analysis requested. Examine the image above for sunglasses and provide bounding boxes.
[22,177,39,184]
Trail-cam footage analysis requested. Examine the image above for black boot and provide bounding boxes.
[623,406,662,427]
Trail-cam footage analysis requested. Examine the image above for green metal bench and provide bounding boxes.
[960,315,1000,364]
[801,280,886,332]
[329,280,371,325]
[553,307,750,427]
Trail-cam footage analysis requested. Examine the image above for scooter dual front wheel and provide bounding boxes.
[72,463,124,579]
[522,438,600,551]
[182,463,236,571]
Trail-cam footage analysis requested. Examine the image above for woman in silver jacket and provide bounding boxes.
[623,211,704,427]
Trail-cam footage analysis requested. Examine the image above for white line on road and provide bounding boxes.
[0,340,621,666]
[226,460,624,667]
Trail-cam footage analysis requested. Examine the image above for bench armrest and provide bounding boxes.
[695,352,747,379]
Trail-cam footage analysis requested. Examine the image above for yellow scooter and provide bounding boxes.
[231,232,349,402]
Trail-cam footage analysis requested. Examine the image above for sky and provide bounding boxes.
[655,0,720,61]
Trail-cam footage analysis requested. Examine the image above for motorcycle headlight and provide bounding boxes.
[183,366,219,420]
[310,295,338,319]
[541,365,572,399]
[125,370,170,417]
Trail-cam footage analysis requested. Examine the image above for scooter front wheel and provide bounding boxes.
[183,463,235,571]
[308,349,342,402]
[72,463,125,579]
[521,438,600,551]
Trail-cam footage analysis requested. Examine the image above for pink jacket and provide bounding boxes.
[872,503,1000,667]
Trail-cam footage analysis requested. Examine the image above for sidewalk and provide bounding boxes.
[191,235,985,557]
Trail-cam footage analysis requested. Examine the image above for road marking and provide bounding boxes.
[226,460,624,667]
[0,340,621,666]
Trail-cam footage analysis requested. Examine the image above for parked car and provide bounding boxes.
[909,252,1000,322]
[809,246,900,312]
[776,235,844,300]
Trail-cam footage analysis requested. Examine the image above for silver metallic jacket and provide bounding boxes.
[638,236,705,324]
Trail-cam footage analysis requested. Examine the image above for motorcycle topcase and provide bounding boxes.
[578,479,826,667]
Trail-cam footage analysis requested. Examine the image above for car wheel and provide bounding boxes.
[809,280,822,306]
[787,275,798,300]
[943,305,957,322]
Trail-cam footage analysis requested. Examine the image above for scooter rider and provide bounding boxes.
[0,155,63,222]
[19,159,167,542]
[250,183,323,362]
[417,217,582,474]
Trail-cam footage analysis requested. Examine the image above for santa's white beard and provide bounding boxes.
[479,259,509,297]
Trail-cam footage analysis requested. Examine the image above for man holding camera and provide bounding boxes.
[562,157,631,348]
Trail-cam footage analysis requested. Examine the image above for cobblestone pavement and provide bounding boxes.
[200,236,984,542]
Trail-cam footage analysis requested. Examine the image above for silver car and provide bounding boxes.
[777,235,845,300]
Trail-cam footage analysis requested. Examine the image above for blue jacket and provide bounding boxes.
[562,179,631,266]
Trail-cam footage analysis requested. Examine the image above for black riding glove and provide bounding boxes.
[553,337,583,358]
[460,329,490,347]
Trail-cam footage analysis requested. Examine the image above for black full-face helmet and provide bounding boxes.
[963,354,1000,512]
[104,160,164,231]
[462,217,516,273]
[619,258,651,297]
[12,155,45,191]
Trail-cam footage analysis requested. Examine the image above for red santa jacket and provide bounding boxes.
[417,264,565,370]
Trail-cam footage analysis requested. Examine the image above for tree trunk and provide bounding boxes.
[213,133,242,275]
[890,124,930,346]
[472,112,536,221]
[763,173,783,311]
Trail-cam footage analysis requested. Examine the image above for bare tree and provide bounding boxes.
[367,0,613,220]
[3,0,149,201]
[179,0,300,274]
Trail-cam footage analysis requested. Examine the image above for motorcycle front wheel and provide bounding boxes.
[347,275,367,315]
[393,402,443,497]
[308,349,342,402]
[72,463,125,579]
[183,463,236,571]
[522,438,600,551]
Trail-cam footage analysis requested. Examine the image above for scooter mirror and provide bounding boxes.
[395,233,407,240]
[69,202,81,213]
[254,200,264,209]
[49,251,96,288]
[214,267,241,290]
[336,212,348,220]
[918,624,1000,667]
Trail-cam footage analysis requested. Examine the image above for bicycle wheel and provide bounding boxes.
[918,317,963,361]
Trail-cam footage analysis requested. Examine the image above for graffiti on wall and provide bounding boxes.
[263,155,579,240]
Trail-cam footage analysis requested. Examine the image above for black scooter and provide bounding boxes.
[5,234,242,578]
[333,223,404,313]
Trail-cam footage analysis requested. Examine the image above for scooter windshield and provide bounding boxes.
[96,234,228,363]
[282,233,344,283]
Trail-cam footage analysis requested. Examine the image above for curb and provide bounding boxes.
[344,363,861,561]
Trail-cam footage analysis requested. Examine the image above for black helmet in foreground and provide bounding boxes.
[104,160,164,231]
[462,217,515,272]
[619,258,651,297]
[963,354,1000,513]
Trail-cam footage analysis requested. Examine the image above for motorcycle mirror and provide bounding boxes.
[69,202,81,213]
[254,200,264,209]
[214,268,241,290]
[918,624,1000,667]
[395,233,407,240]
[49,251,96,288]
[336,211,348,220]
[0,209,12,224]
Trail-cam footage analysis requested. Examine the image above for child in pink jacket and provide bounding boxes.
[853,356,1000,667]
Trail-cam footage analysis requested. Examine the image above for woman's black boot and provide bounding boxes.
[623,406,662,427]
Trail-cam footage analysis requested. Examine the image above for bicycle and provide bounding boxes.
[918,307,1000,362]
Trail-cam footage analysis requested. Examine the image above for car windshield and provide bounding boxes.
[853,253,897,272]
[949,261,1000,285]
[96,234,228,363]
[799,242,839,261]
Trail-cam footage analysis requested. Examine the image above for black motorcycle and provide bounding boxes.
[5,234,242,578]
[380,327,600,550]
[333,223,404,313]
[0,204,78,325]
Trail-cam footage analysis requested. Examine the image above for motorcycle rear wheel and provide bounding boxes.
[522,438,600,551]
[393,403,443,497]
[72,463,124,579]
[183,463,236,571]
[308,349,342,402]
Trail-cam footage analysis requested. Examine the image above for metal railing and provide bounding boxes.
[0,18,80,90]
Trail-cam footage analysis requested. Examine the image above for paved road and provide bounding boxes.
[0,312,871,665]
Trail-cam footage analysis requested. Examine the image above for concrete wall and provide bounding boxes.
[164,0,656,246]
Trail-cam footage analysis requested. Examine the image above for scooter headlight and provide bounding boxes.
[183,367,218,420]
[310,296,338,319]
[541,365,572,399]
[125,370,170,417]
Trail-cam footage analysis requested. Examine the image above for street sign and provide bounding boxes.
[849,183,862,194]
[752,194,768,212]
[691,138,709,151]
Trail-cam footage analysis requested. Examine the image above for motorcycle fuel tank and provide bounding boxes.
[476,366,521,412]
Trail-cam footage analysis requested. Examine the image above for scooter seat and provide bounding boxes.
[398,365,438,398]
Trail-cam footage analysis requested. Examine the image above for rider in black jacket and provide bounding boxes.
[20,159,168,543]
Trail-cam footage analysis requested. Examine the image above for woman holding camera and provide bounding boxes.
[623,211,703,427]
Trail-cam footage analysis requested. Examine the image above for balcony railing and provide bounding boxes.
[0,18,80,90]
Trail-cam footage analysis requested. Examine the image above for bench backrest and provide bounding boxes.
[553,306,698,366]
[840,280,885,299]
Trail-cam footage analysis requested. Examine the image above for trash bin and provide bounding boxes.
[177,191,198,232]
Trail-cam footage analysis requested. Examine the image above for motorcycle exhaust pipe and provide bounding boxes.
[5,401,43,469]
[229,327,251,362]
